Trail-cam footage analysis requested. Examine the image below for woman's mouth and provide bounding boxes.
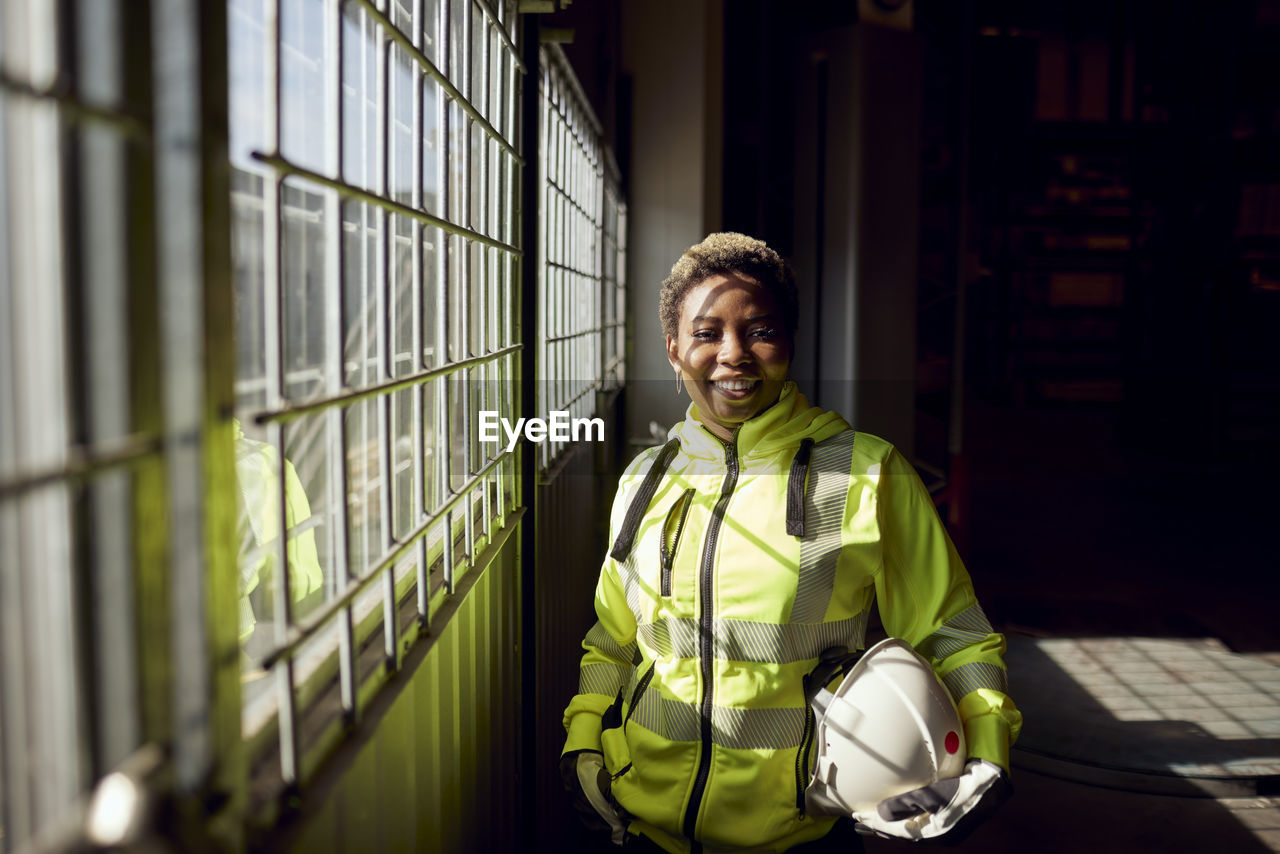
[712,379,759,397]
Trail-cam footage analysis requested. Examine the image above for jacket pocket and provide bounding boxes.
[600,688,631,777]
[659,489,695,597]
[602,661,656,781]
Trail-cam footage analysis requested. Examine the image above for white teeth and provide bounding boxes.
[715,380,757,391]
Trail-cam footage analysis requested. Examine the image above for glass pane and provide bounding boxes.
[282,178,329,402]
[389,213,416,378]
[489,28,502,140]
[228,0,268,170]
[423,77,442,215]
[341,5,377,190]
[421,377,439,513]
[421,0,441,64]
[487,246,500,354]
[471,122,485,236]
[448,373,468,492]
[281,0,326,172]
[234,414,329,670]
[390,387,415,540]
[447,233,465,362]
[345,397,384,576]
[471,6,486,122]
[448,100,467,225]
[431,377,448,510]
[389,42,415,207]
[391,0,413,33]
[469,240,484,355]
[449,0,467,101]
[423,224,442,368]
[341,198,378,388]
[232,167,268,412]
[468,361,484,474]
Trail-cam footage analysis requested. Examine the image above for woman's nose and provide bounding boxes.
[719,332,750,364]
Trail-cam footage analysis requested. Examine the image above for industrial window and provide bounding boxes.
[227,0,523,783]
[536,45,627,472]
[1,1,627,846]
[0,1,224,848]
[0,7,128,840]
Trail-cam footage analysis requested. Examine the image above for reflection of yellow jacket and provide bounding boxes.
[234,420,324,643]
[563,383,1021,853]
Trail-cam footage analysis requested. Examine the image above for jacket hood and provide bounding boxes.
[670,381,849,460]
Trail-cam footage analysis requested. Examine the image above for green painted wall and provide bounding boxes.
[280,534,522,854]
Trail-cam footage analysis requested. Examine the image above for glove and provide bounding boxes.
[559,750,629,846]
[852,760,1011,843]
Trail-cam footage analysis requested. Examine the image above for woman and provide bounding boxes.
[562,233,1021,852]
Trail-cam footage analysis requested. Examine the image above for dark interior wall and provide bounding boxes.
[534,0,1280,643]
[723,0,1280,450]
[530,0,1280,639]
[527,2,625,158]
[720,0,1280,647]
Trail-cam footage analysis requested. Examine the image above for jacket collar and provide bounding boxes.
[670,381,850,461]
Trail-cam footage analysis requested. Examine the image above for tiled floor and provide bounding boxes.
[1010,634,1280,777]
[957,632,1280,851]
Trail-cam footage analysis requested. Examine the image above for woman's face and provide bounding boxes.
[666,273,792,442]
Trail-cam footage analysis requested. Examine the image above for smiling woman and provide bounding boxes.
[661,233,799,442]
[561,233,1022,853]
[666,272,792,441]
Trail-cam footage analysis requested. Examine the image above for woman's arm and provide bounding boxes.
[563,559,640,754]
[872,446,1022,772]
[562,448,656,755]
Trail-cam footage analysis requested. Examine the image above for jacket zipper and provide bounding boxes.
[660,488,695,597]
[682,433,739,845]
[795,705,815,816]
[611,662,657,781]
[626,662,655,727]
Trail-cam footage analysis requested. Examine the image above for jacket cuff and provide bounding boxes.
[563,711,604,756]
[962,713,1011,773]
[957,690,1022,774]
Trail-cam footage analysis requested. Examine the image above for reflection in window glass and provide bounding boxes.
[228,0,525,754]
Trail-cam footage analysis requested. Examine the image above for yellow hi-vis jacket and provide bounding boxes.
[234,420,324,644]
[563,383,1022,853]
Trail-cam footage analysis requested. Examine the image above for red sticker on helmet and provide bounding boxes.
[945,731,960,754]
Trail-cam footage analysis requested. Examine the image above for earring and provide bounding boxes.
[675,371,683,395]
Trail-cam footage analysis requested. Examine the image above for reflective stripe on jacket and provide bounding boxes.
[563,383,1021,853]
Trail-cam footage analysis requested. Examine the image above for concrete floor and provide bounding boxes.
[919,400,1280,853]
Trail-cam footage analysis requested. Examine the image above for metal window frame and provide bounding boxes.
[0,2,627,849]
[230,0,526,799]
[1,0,240,849]
[535,43,627,475]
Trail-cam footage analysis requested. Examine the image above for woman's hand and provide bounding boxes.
[560,750,630,845]
[853,759,1011,843]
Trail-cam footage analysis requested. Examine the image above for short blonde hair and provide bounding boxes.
[659,232,798,340]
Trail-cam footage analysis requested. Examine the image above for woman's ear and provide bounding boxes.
[666,335,680,371]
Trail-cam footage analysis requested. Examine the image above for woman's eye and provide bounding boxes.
[692,329,718,340]
[751,327,779,339]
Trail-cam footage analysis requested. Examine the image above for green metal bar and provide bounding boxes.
[0,433,161,500]
[250,150,521,255]
[0,71,150,142]
[348,0,523,163]
[259,448,517,670]
[248,341,522,426]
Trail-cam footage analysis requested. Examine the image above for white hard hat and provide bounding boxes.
[805,637,967,819]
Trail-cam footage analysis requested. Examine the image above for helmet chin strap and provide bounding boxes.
[803,646,864,706]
